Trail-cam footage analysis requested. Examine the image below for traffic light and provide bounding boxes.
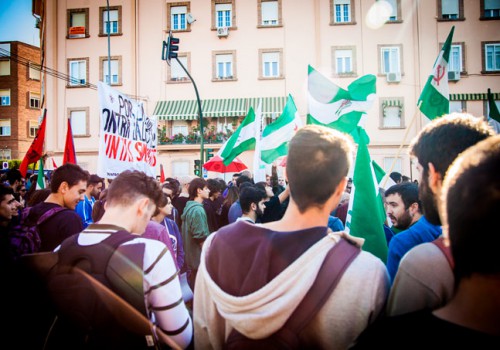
[162,30,180,62]
[206,148,214,161]
[194,159,201,176]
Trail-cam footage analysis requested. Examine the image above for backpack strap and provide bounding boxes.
[286,237,361,334]
[432,236,454,269]
[36,206,68,225]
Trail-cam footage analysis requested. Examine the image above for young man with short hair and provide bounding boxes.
[194,125,389,349]
[75,174,104,228]
[237,185,266,224]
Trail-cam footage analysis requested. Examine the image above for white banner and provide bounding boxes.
[97,82,157,179]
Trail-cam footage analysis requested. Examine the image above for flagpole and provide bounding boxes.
[381,109,418,188]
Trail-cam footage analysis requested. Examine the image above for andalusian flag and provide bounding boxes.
[260,94,303,164]
[372,160,396,191]
[487,88,500,134]
[218,107,257,165]
[307,65,376,135]
[418,26,455,120]
[345,127,388,263]
[36,158,45,190]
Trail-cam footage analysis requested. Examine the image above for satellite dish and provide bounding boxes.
[186,13,196,24]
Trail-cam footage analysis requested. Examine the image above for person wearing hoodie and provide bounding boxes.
[193,125,390,349]
[181,177,210,290]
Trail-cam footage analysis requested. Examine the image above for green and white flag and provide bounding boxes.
[260,94,303,164]
[418,26,455,120]
[372,160,396,191]
[487,88,500,134]
[36,158,45,190]
[218,107,257,166]
[307,65,376,135]
[345,127,388,263]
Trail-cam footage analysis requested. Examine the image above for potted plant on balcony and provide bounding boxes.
[172,133,185,144]
[185,132,199,144]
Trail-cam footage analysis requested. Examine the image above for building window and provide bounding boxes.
[449,43,464,73]
[383,157,402,174]
[213,51,236,80]
[28,120,39,137]
[0,120,11,136]
[169,54,190,82]
[0,43,10,57]
[0,89,10,106]
[385,0,402,22]
[172,6,187,31]
[100,56,121,85]
[172,121,189,136]
[379,45,402,74]
[438,0,464,20]
[67,58,88,87]
[99,6,122,35]
[216,3,232,28]
[259,0,281,27]
[380,99,404,128]
[0,60,10,76]
[449,100,466,113]
[481,0,500,19]
[68,108,89,136]
[67,8,89,38]
[331,0,354,24]
[29,63,41,80]
[483,42,500,72]
[29,92,41,109]
[0,148,11,160]
[259,49,283,79]
[332,46,356,76]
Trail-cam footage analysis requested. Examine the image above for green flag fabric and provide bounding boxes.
[307,65,376,135]
[487,88,500,134]
[260,94,303,164]
[36,158,45,190]
[372,160,396,190]
[218,107,257,166]
[418,26,455,120]
[346,127,388,263]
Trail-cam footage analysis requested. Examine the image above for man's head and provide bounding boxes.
[287,125,353,213]
[236,174,253,188]
[206,178,221,200]
[409,113,494,225]
[49,163,90,210]
[441,135,500,280]
[240,170,253,179]
[6,169,23,189]
[384,182,421,230]
[389,171,402,184]
[239,185,267,220]
[162,177,180,198]
[188,177,209,201]
[106,170,163,234]
[87,174,104,199]
[178,175,195,193]
[0,184,17,224]
[255,181,274,199]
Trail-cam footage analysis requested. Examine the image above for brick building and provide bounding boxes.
[0,41,42,160]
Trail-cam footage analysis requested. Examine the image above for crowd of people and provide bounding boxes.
[0,112,498,349]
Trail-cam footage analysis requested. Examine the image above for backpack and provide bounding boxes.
[33,230,164,350]
[9,206,67,261]
[224,238,361,350]
[432,236,455,269]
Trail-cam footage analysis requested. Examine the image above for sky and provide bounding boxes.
[0,0,40,47]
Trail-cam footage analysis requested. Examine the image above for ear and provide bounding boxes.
[408,202,419,216]
[59,181,69,194]
[250,202,257,212]
[427,162,442,194]
[137,197,152,218]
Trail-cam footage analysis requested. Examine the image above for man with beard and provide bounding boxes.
[236,185,267,224]
[386,113,494,316]
[385,181,438,281]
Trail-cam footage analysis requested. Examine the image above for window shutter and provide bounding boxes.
[171,6,187,15]
[70,110,87,135]
[485,0,500,10]
[442,0,459,15]
[262,1,278,23]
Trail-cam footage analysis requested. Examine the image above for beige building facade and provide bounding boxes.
[35,0,499,179]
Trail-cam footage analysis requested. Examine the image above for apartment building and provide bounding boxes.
[34,0,499,178]
[0,41,41,161]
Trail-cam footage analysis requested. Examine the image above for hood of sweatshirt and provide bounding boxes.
[181,200,203,221]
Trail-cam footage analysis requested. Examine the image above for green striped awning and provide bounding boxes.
[450,93,500,101]
[153,97,287,120]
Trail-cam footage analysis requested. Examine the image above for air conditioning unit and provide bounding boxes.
[448,71,460,81]
[217,27,229,37]
[186,13,196,24]
[386,72,401,83]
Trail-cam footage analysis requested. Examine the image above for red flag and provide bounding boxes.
[19,110,47,177]
[52,158,58,169]
[160,164,165,183]
[63,119,77,165]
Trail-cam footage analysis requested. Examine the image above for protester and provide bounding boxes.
[75,174,104,228]
[194,125,389,349]
[0,185,19,268]
[203,178,222,232]
[255,181,289,223]
[173,175,195,231]
[236,185,267,224]
[387,113,495,316]
[351,135,500,348]
[227,176,253,223]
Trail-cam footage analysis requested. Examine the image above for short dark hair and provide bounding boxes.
[442,135,500,280]
[88,174,104,187]
[106,170,163,211]
[389,171,402,183]
[0,183,14,203]
[6,169,22,184]
[239,185,266,214]
[207,178,221,197]
[287,125,353,213]
[236,175,253,188]
[385,182,421,213]
[188,178,207,200]
[50,163,90,193]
